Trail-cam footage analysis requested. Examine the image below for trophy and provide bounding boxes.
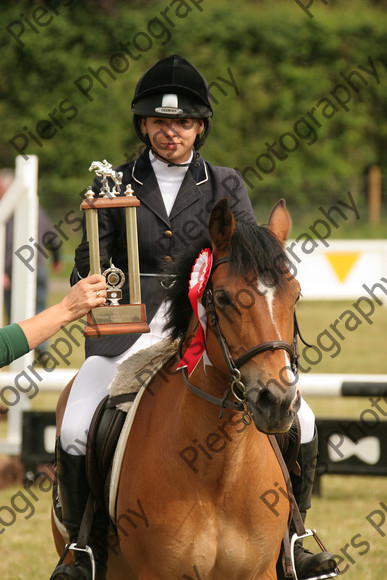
[81,159,150,337]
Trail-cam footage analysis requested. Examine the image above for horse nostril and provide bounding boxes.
[257,388,277,410]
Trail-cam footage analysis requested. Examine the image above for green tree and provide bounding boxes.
[0,0,386,231]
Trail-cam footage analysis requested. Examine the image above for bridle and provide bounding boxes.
[179,256,311,423]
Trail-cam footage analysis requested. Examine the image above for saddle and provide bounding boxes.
[86,394,127,512]
[86,338,180,517]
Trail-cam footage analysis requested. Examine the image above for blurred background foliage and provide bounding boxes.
[1,0,386,234]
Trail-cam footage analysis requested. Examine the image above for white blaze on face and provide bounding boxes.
[256,280,296,385]
[257,281,279,337]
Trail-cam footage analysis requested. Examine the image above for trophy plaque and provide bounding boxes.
[81,159,150,337]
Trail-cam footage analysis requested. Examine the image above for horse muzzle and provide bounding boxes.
[244,381,301,434]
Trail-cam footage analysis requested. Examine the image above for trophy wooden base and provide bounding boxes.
[84,303,150,337]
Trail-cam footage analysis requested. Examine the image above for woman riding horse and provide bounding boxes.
[51,55,336,580]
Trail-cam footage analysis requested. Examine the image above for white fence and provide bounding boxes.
[298,374,387,397]
[0,155,38,454]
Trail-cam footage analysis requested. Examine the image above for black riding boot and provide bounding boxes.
[290,429,337,579]
[50,441,108,580]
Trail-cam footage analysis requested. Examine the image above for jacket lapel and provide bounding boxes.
[132,150,170,226]
[169,157,210,220]
[132,149,211,223]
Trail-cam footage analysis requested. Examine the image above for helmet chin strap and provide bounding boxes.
[150,147,201,168]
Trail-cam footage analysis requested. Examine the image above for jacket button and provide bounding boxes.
[164,255,172,262]
[164,230,173,238]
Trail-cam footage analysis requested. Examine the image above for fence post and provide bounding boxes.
[0,155,38,454]
[369,165,382,225]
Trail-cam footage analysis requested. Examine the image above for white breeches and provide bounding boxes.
[60,302,169,454]
[61,303,316,454]
[298,397,315,444]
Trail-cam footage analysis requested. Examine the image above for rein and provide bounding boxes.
[179,255,312,421]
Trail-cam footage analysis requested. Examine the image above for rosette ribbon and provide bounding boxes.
[177,248,213,375]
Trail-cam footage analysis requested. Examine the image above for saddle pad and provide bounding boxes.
[109,337,179,412]
[108,338,179,522]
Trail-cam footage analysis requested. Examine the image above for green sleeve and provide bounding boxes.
[0,323,30,368]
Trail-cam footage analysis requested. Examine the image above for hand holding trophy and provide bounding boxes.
[81,159,150,337]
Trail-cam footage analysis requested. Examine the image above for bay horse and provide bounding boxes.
[53,198,302,579]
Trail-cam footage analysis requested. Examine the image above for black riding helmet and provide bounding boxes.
[131,55,213,155]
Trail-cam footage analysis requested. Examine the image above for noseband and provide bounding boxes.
[179,256,311,422]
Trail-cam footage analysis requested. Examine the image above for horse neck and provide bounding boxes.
[175,356,265,485]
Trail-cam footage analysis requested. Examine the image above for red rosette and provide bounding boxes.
[189,248,213,296]
[177,248,213,375]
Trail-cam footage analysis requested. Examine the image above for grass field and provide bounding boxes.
[0,296,386,578]
[0,472,385,579]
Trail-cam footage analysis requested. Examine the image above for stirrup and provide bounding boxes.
[54,543,96,580]
[290,529,339,580]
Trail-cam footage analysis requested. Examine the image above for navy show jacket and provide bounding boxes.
[71,148,256,357]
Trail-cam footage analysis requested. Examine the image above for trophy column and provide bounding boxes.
[81,165,150,337]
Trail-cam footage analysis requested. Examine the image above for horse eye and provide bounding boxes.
[215,290,232,308]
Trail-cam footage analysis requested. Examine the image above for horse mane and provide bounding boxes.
[163,220,290,340]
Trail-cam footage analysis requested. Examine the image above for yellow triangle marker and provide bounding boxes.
[325,252,361,283]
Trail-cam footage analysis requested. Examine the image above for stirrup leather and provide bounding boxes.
[290,529,339,580]
[55,543,96,580]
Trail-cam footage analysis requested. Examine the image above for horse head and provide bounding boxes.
[204,198,301,434]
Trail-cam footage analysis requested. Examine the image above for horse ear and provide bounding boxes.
[209,198,235,252]
[268,199,291,245]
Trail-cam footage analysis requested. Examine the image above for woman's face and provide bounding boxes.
[141,117,204,164]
